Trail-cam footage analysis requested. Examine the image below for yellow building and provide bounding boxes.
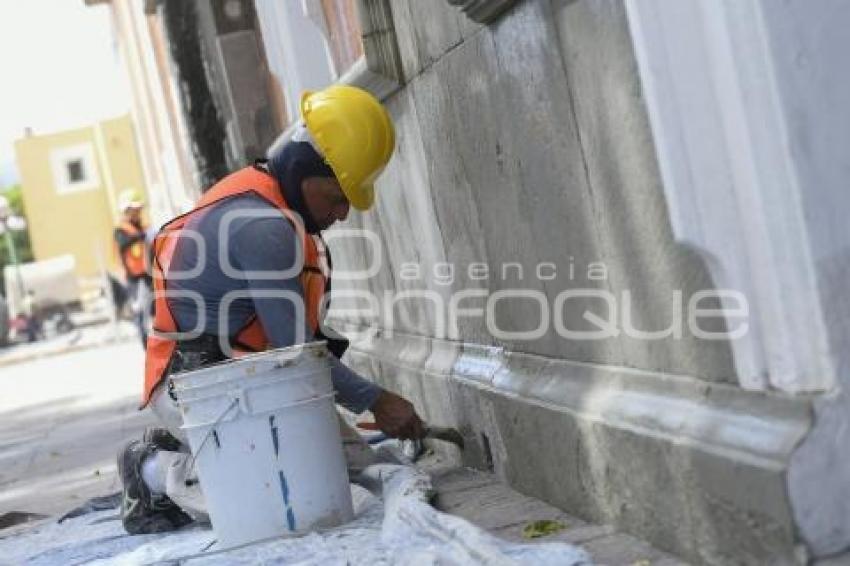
[13,115,148,281]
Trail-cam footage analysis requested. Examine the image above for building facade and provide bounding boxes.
[86,0,205,226]
[86,1,850,563]
[89,0,294,223]
[13,115,147,280]
[257,1,850,564]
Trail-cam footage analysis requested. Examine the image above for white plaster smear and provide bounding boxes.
[0,465,590,565]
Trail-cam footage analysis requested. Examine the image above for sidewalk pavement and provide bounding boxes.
[0,339,154,534]
[420,455,688,565]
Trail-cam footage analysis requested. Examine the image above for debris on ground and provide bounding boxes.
[522,519,567,539]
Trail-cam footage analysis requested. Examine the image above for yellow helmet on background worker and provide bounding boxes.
[300,85,395,211]
[118,188,144,213]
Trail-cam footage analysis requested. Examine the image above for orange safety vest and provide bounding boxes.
[141,166,330,408]
[116,220,148,278]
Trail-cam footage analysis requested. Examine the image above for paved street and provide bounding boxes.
[0,334,155,524]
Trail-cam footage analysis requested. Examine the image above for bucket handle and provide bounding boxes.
[187,397,239,471]
[230,388,250,414]
[186,391,336,467]
[187,391,336,428]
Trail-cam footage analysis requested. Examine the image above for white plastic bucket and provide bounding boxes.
[171,341,354,548]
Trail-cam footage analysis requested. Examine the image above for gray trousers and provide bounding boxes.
[148,383,378,521]
[126,276,152,347]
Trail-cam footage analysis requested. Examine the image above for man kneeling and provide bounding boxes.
[118,85,424,533]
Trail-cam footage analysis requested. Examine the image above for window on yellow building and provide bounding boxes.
[49,143,100,194]
[66,160,85,184]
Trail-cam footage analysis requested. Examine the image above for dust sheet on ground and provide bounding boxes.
[0,464,591,565]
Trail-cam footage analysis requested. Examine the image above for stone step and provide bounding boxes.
[427,462,689,566]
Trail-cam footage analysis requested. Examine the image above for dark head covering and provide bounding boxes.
[264,140,350,358]
[267,140,336,234]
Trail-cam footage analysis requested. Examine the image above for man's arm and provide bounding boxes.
[229,207,425,438]
[229,215,382,413]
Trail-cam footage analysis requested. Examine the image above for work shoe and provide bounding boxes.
[142,427,184,452]
[117,440,193,535]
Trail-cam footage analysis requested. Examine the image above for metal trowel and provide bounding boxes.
[422,425,465,450]
[357,422,465,451]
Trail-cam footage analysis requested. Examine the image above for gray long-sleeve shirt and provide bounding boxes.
[165,193,381,413]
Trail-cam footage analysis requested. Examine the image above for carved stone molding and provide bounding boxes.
[336,324,811,563]
[625,0,835,394]
[446,0,518,24]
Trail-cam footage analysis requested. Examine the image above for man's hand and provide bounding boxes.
[370,390,425,440]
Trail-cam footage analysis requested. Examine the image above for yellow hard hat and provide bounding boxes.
[118,188,144,211]
[301,85,395,211]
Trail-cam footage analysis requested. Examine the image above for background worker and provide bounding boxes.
[113,189,151,346]
[117,85,425,534]
[21,289,41,342]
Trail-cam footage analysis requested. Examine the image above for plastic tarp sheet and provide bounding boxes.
[0,465,591,565]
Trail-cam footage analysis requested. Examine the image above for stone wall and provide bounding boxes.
[334,0,738,383]
[324,1,815,563]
